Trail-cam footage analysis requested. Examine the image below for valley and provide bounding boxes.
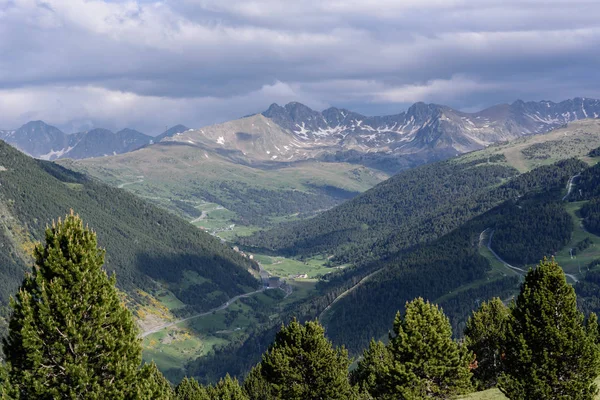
[56,116,600,383]
[5,101,600,390]
[6,1,600,396]
[59,141,388,235]
[50,114,600,383]
[0,141,264,352]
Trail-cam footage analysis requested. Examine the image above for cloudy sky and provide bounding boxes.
[1,0,600,134]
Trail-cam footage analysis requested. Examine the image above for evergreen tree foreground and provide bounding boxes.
[353,298,473,399]
[1,212,165,399]
[498,258,600,399]
[464,297,509,390]
[245,319,356,400]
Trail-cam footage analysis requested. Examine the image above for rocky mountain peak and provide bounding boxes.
[255,97,600,157]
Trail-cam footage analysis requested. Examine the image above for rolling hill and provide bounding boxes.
[60,140,387,227]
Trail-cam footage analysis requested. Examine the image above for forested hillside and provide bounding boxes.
[241,157,519,262]
[242,157,586,266]
[0,141,259,324]
[490,201,573,265]
[320,161,582,352]
[242,119,600,264]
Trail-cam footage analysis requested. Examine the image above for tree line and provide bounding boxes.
[2,213,599,399]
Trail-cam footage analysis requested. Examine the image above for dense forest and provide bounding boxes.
[0,141,259,318]
[321,162,588,352]
[241,158,586,266]
[490,200,573,265]
[572,162,600,200]
[576,265,600,316]
[581,199,600,235]
[241,157,520,260]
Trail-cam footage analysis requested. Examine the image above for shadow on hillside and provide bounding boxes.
[135,251,260,308]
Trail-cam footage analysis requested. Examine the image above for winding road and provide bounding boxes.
[480,228,579,283]
[118,177,144,189]
[141,263,279,338]
[480,229,526,274]
[190,206,225,224]
[190,210,208,224]
[140,286,272,338]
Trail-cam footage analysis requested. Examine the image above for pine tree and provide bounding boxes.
[207,374,248,400]
[498,258,600,399]
[350,339,392,397]
[257,319,355,400]
[1,212,158,399]
[243,364,274,400]
[379,298,472,399]
[175,377,210,400]
[464,297,509,390]
[138,362,174,399]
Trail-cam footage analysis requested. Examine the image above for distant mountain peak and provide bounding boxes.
[0,121,151,160]
[262,103,286,118]
[284,101,314,112]
[155,124,190,142]
[116,128,145,135]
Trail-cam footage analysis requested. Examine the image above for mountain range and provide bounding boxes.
[0,121,189,160]
[262,97,600,153]
[61,97,600,235]
[161,97,600,165]
[3,97,599,163]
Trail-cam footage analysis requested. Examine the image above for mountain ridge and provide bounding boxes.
[0,122,188,160]
[161,97,600,167]
[3,97,600,163]
[259,97,600,152]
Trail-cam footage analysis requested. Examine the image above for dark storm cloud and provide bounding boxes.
[1,0,600,133]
